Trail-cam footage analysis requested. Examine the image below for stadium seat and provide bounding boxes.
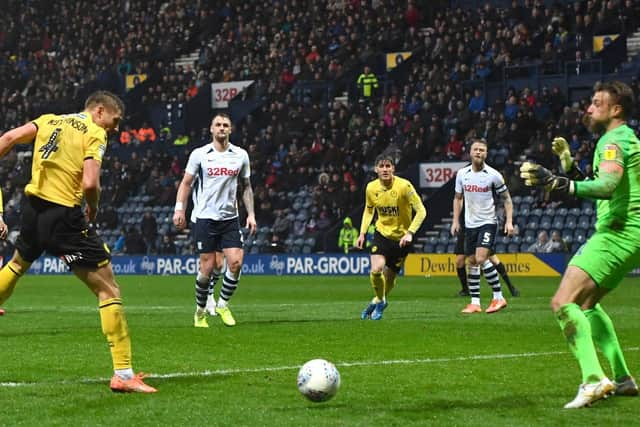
[511,235,522,244]
[539,219,552,230]
[565,217,577,229]
[511,195,522,205]
[446,243,456,253]
[507,243,519,253]
[428,236,439,245]
[250,246,260,254]
[568,207,582,216]
[439,236,449,245]
[302,245,312,254]
[577,216,591,230]
[552,218,565,230]
[523,195,535,204]
[495,243,507,253]
[499,235,510,244]
[518,204,531,216]
[305,237,316,248]
[435,244,446,254]
[423,243,435,253]
[524,235,536,244]
[519,243,531,252]
[525,220,539,230]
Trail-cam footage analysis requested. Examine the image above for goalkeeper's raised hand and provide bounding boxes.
[551,136,586,180]
[551,137,573,172]
[519,162,573,195]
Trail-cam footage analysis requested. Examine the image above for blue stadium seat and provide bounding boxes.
[435,244,447,254]
[520,243,531,252]
[577,216,591,230]
[446,243,456,253]
[507,243,519,253]
[552,217,565,230]
[423,243,435,253]
[512,195,522,205]
[564,216,577,229]
[495,243,507,253]
[524,235,536,244]
[568,207,582,216]
[518,204,531,216]
[511,235,522,244]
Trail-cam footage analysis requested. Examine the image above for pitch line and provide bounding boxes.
[2,347,638,388]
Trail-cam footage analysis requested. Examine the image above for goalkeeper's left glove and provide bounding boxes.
[519,162,574,195]
[551,137,586,180]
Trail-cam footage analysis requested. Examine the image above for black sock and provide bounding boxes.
[494,262,514,288]
[456,267,468,291]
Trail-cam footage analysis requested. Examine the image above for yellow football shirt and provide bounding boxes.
[26,113,107,207]
[360,176,427,241]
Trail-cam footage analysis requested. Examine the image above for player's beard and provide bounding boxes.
[582,114,607,134]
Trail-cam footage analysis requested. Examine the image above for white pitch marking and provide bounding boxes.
[2,347,638,388]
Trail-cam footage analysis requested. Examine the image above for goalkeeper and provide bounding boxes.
[520,81,639,408]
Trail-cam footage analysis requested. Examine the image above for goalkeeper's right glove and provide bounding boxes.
[551,137,586,180]
[519,162,573,195]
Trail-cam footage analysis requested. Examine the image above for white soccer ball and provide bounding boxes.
[296,359,341,402]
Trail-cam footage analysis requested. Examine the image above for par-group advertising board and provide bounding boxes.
[18,253,567,277]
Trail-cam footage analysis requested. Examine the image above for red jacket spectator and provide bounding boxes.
[137,124,157,143]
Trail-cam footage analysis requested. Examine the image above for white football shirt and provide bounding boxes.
[186,142,251,221]
[454,163,507,228]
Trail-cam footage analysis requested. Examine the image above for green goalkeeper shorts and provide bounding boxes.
[569,228,640,289]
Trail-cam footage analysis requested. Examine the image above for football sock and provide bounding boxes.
[467,265,481,305]
[584,303,631,382]
[385,276,396,296]
[115,368,134,380]
[219,270,239,305]
[0,263,22,305]
[195,271,209,308]
[482,261,503,300]
[370,271,385,303]
[209,268,221,297]
[456,266,468,292]
[555,303,605,383]
[99,298,132,370]
[494,262,514,289]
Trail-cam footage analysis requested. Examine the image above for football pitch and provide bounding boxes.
[1,274,638,426]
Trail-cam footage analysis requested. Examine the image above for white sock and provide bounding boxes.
[471,297,480,306]
[217,299,227,308]
[115,368,134,380]
[492,291,504,300]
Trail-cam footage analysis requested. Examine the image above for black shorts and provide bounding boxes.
[192,218,243,254]
[370,231,412,273]
[15,196,111,268]
[464,223,498,256]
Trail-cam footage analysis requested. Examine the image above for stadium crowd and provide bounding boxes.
[0,0,640,256]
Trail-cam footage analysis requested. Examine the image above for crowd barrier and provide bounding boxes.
[8,253,574,276]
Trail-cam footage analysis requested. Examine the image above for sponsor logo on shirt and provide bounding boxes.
[207,167,240,176]
[463,184,490,192]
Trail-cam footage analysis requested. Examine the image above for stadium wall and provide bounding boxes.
[11,253,567,276]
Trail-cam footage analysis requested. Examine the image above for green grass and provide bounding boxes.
[1,275,639,426]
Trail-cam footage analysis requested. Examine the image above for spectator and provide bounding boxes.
[140,210,158,253]
[137,122,157,143]
[549,230,569,253]
[468,88,486,114]
[356,65,379,100]
[338,216,358,254]
[125,226,147,254]
[158,234,177,255]
[528,230,553,253]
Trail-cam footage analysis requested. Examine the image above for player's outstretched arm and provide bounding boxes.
[0,122,37,158]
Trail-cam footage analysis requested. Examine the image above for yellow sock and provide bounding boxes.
[0,263,22,305]
[385,277,397,297]
[370,272,385,303]
[99,298,132,370]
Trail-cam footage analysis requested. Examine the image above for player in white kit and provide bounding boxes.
[173,113,257,327]
[451,138,514,314]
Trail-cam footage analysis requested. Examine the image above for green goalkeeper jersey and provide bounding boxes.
[592,124,640,231]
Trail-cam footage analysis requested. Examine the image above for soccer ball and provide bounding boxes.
[296,359,341,402]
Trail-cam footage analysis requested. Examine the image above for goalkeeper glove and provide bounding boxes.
[519,162,573,195]
[551,137,586,180]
